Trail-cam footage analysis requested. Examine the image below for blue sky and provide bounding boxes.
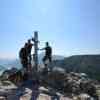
[0,0,99,59]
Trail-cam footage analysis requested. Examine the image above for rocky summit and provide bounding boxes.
[0,68,100,100]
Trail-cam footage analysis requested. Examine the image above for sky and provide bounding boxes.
[0,0,99,59]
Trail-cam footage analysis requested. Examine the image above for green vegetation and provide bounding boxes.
[53,55,100,81]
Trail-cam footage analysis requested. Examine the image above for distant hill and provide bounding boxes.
[0,65,6,75]
[1,54,100,80]
[53,55,100,80]
[0,54,64,69]
[0,65,6,70]
[0,59,14,66]
[6,59,22,69]
[0,59,21,69]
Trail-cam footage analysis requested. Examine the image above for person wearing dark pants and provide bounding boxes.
[40,42,52,67]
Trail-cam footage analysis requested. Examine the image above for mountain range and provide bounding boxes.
[52,54,100,80]
[0,54,100,81]
[0,54,64,69]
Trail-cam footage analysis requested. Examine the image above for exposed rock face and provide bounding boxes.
[40,70,99,99]
[0,66,99,100]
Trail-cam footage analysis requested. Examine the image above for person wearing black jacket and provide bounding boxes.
[40,42,52,66]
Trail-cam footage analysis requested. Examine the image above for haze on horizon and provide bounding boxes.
[0,0,99,59]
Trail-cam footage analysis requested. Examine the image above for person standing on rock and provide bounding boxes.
[19,43,28,77]
[27,39,33,64]
[40,42,52,67]
[26,39,34,73]
[19,43,28,69]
